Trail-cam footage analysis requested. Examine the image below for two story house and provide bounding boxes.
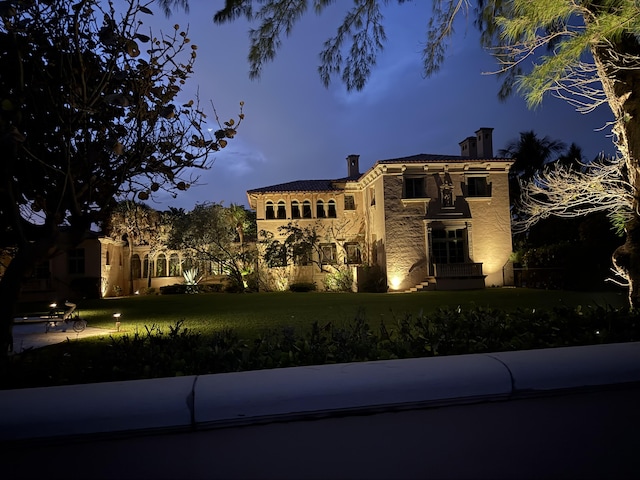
[247,128,514,291]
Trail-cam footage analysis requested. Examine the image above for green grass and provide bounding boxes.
[19,288,627,339]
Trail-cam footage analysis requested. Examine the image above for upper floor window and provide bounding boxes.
[316,200,326,218]
[68,248,85,275]
[291,200,301,219]
[302,200,312,218]
[327,200,337,218]
[277,201,287,219]
[404,176,426,199]
[467,176,490,197]
[265,201,275,220]
[105,250,110,266]
[344,195,355,210]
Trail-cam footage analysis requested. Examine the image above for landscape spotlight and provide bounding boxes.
[113,312,122,332]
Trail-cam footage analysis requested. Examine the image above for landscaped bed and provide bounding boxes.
[3,288,638,390]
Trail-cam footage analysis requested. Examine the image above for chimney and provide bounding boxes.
[475,127,494,158]
[346,154,360,178]
[459,136,477,157]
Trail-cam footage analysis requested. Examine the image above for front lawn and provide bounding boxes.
[28,288,628,338]
[4,288,636,390]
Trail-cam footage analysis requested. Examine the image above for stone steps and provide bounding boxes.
[407,281,433,293]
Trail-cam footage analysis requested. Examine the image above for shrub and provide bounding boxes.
[160,284,187,295]
[323,269,353,292]
[358,265,387,293]
[289,282,317,292]
[3,303,639,390]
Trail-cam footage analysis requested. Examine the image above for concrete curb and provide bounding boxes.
[1,342,639,442]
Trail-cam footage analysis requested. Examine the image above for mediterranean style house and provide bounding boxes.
[247,128,514,291]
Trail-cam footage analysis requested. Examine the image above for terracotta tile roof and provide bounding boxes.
[247,179,342,194]
[247,154,511,195]
[378,153,508,163]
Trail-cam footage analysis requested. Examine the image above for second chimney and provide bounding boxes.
[346,154,360,178]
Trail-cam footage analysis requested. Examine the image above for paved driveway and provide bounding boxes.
[11,321,114,353]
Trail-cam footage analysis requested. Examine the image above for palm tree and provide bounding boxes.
[500,131,567,211]
[500,131,567,181]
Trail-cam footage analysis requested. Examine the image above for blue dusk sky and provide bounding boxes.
[138,1,616,210]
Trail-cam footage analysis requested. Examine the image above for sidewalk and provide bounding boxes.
[11,321,115,353]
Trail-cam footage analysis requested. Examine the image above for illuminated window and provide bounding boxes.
[291,200,301,219]
[277,201,287,219]
[265,201,275,220]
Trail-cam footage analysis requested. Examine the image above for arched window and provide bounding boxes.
[265,201,275,219]
[169,253,180,276]
[156,253,167,277]
[277,200,287,219]
[302,200,312,218]
[327,200,337,218]
[143,254,149,278]
[291,200,301,219]
[316,200,326,218]
[131,254,142,279]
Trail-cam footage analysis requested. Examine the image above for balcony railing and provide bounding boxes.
[434,263,483,278]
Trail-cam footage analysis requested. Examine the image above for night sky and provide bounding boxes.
[139,1,615,210]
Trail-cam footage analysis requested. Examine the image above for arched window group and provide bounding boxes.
[265,199,338,219]
[134,252,184,279]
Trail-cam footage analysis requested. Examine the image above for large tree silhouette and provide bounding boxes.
[0,0,242,353]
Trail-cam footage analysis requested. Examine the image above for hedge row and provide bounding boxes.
[2,304,639,389]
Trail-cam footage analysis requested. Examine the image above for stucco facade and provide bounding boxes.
[247,128,514,291]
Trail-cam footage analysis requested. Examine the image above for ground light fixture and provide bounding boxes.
[113,312,121,332]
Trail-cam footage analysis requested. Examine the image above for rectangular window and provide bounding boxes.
[344,195,355,210]
[431,229,465,264]
[467,177,490,197]
[404,177,426,199]
[294,246,312,266]
[320,243,337,265]
[345,243,362,264]
[68,248,85,274]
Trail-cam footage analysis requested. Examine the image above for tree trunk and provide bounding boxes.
[592,37,640,308]
[612,217,640,308]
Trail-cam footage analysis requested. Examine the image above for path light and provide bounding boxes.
[113,312,121,332]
